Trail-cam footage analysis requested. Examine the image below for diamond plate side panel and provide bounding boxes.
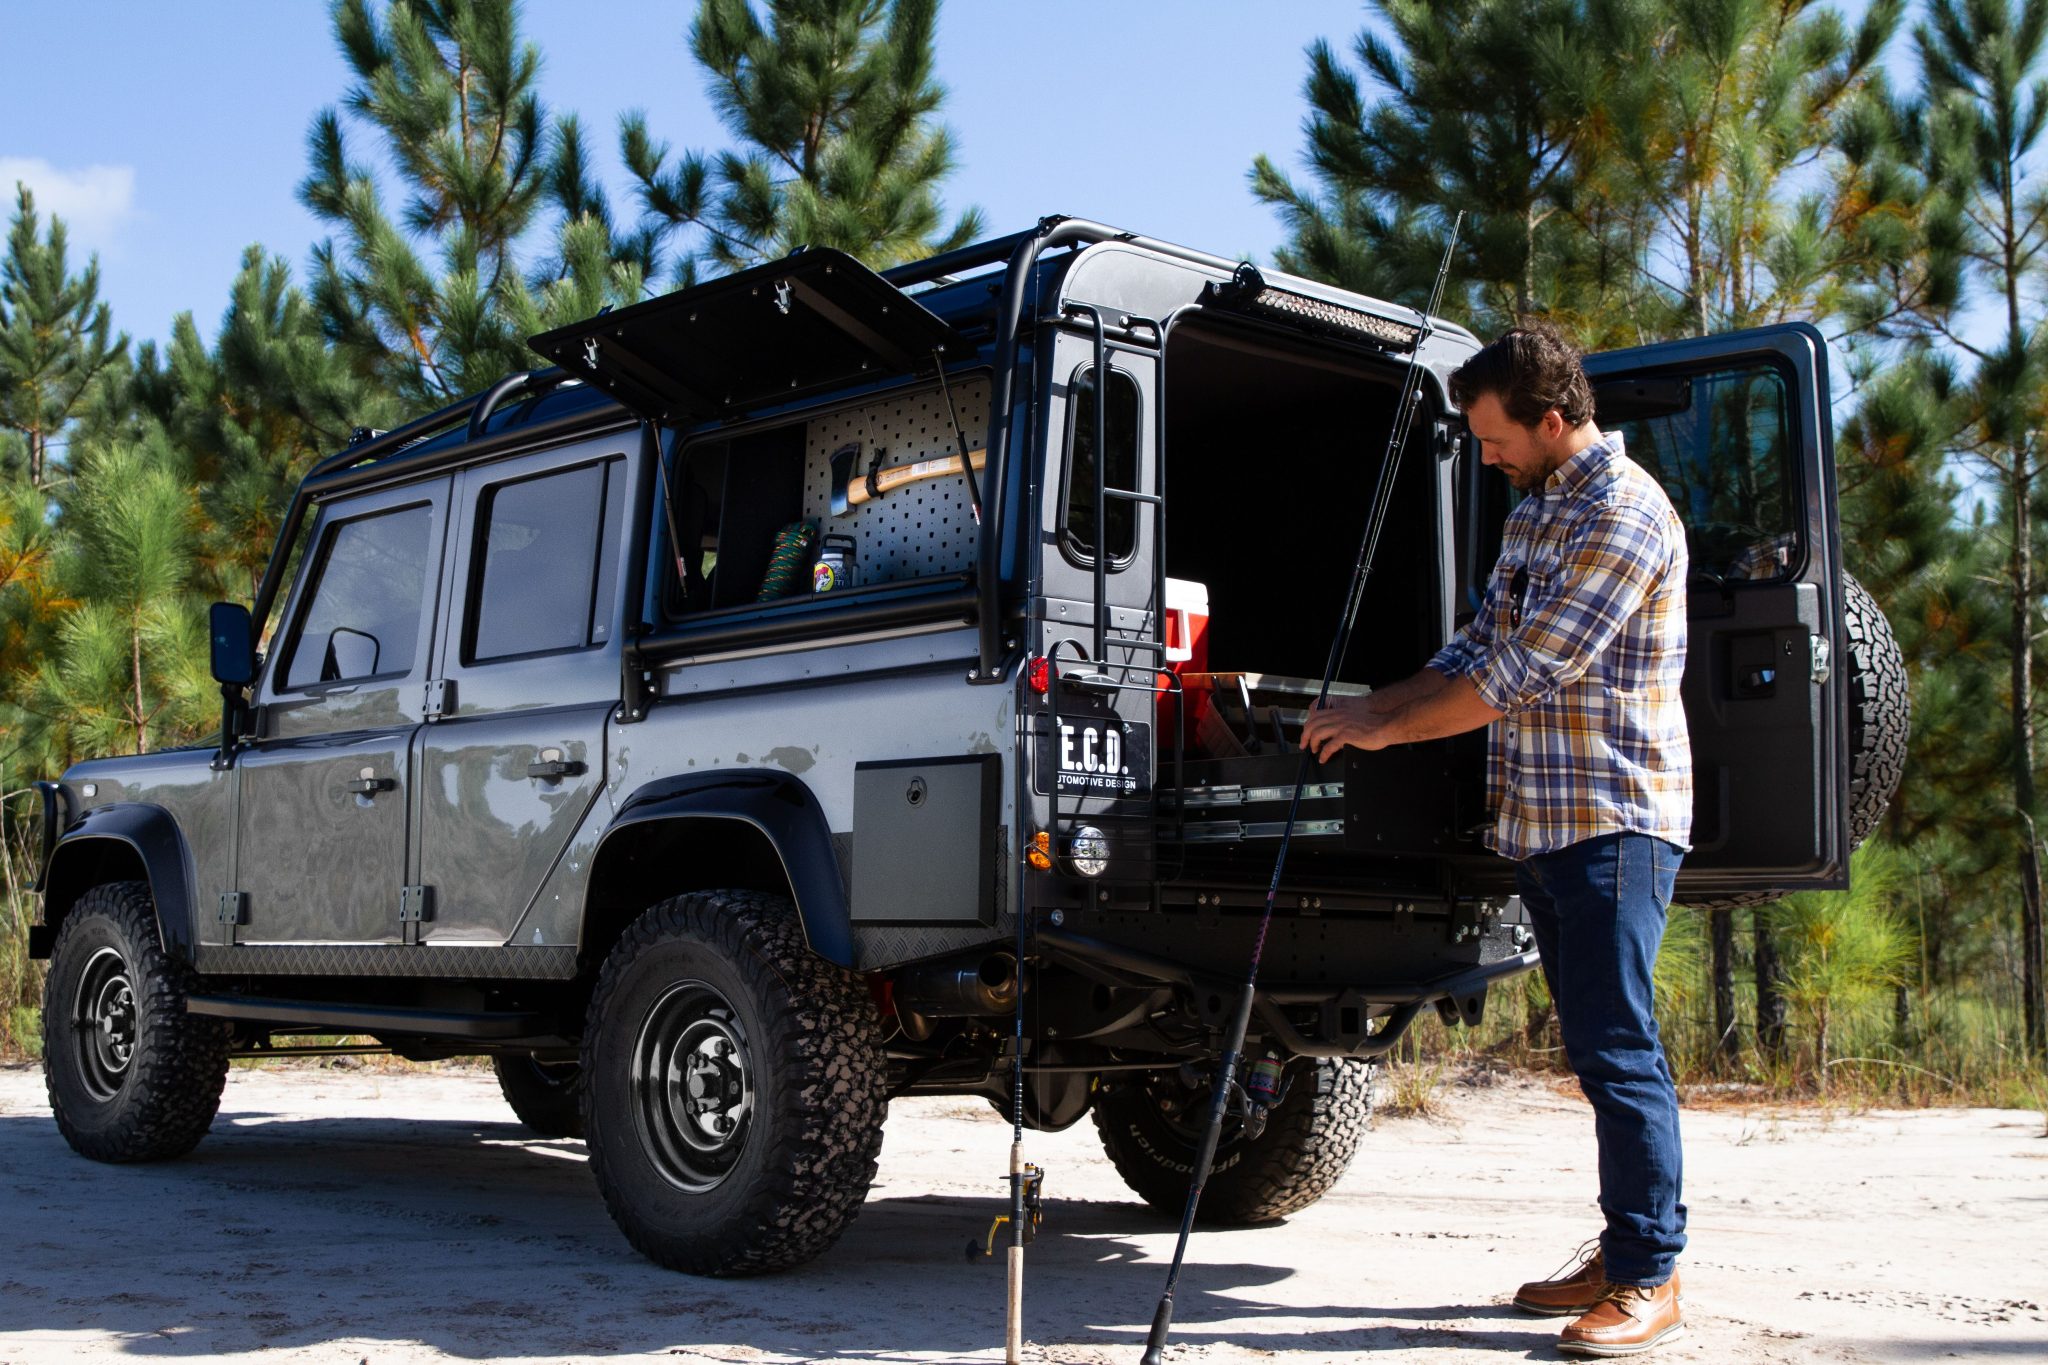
[194,944,579,979]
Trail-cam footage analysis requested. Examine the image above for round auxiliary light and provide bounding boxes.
[1069,826,1110,878]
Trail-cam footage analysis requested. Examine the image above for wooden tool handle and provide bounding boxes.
[846,448,987,508]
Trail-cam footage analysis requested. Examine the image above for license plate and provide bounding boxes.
[1035,717,1151,797]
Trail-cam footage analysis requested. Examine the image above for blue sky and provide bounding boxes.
[1,1,1377,350]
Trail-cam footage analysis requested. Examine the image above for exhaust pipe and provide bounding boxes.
[895,952,1019,1018]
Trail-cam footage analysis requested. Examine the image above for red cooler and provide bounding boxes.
[1158,577,1211,735]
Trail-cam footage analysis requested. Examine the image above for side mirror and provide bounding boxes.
[209,602,256,687]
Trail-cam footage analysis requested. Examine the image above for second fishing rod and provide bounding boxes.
[1137,210,1464,1365]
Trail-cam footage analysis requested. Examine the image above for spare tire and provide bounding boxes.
[1842,573,1909,848]
[1681,572,1909,910]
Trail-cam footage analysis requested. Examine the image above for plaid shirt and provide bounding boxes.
[1428,432,1692,860]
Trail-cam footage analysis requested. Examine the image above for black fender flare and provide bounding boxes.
[591,770,852,968]
[34,803,198,963]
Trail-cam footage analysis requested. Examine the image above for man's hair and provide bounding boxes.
[1447,321,1596,428]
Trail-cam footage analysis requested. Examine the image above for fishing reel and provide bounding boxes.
[967,1163,1045,1262]
[1180,1049,1291,1142]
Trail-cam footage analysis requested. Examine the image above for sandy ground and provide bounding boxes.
[0,1062,2042,1365]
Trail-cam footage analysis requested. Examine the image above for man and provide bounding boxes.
[1300,323,1692,1357]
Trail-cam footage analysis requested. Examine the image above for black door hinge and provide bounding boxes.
[424,678,454,721]
[399,885,434,944]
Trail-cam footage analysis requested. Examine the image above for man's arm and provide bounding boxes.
[1300,669,1502,762]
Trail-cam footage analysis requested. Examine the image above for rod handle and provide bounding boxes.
[1139,1295,1175,1365]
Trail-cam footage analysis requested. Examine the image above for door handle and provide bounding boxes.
[346,774,396,795]
[527,757,587,781]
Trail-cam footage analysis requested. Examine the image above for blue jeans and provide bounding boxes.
[1515,831,1687,1286]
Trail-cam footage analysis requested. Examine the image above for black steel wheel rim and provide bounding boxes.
[631,980,754,1192]
[73,946,137,1102]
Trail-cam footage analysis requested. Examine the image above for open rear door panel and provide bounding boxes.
[528,248,956,424]
[1585,323,1848,898]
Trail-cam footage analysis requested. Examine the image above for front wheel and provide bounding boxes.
[1093,1056,1373,1224]
[42,881,230,1162]
[581,891,887,1275]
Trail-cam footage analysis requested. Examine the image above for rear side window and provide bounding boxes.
[1062,366,1141,565]
[468,461,615,662]
[1600,364,1798,583]
[283,503,434,689]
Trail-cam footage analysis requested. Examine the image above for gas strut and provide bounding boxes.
[1137,212,1464,1365]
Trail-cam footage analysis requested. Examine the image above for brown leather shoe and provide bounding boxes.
[1557,1277,1685,1356]
[1513,1241,1608,1316]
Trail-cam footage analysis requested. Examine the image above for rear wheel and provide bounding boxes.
[42,881,230,1162]
[1092,1056,1373,1224]
[581,890,887,1275]
[493,1053,586,1139]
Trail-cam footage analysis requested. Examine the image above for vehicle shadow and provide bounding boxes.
[0,1105,1548,1361]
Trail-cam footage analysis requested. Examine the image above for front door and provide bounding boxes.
[236,479,452,943]
[1584,323,1847,898]
[414,443,629,944]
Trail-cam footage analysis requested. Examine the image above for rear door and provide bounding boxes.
[415,442,629,944]
[1584,323,1848,897]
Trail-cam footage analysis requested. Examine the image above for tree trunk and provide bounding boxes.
[131,616,149,756]
[2011,466,2045,1057]
[1754,904,1788,1065]
[1711,906,1739,1068]
[1893,982,1911,1045]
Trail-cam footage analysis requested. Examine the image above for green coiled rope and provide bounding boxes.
[756,519,820,601]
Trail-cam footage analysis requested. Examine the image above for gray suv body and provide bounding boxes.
[29,216,1901,1275]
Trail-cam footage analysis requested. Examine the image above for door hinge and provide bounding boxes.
[1809,633,1832,685]
[399,885,434,944]
[424,678,454,721]
[217,891,248,947]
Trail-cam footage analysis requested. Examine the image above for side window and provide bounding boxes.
[467,460,616,663]
[1599,364,1798,583]
[283,503,434,690]
[1062,366,1141,565]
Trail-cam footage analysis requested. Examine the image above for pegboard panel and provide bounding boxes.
[801,379,990,586]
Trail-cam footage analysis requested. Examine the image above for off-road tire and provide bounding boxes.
[1093,1057,1373,1224]
[493,1053,586,1139]
[1681,573,1910,912]
[581,890,886,1276]
[1841,573,1908,848]
[41,881,230,1162]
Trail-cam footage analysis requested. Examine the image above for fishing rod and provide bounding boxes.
[1138,211,1464,1365]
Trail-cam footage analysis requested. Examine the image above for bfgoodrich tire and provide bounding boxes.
[493,1053,586,1139]
[1841,573,1908,848]
[581,891,887,1276]
[41,881,230,1162]
[1093,1057,1373,1224]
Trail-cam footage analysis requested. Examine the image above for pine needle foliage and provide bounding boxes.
[1776,842,1916,1082]
[622,0,983,282]
[0,187,128,486]
[300,0,643,409]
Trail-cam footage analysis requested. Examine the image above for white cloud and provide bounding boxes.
[0,157,139,258]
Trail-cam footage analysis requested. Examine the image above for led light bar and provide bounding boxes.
[1202,264,1424,351]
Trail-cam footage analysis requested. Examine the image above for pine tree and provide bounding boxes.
[140,247,402,602]
[1611,0,1910,338]
[0,186,128,487]
[1910,0,2048,1058]
[23,430,215,761]
[621,0,982,282]
[301,0,643,409]
[1249,0,1636,329]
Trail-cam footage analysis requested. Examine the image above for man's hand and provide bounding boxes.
[1300,696,1400,763]
[1297,669,1504,763]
